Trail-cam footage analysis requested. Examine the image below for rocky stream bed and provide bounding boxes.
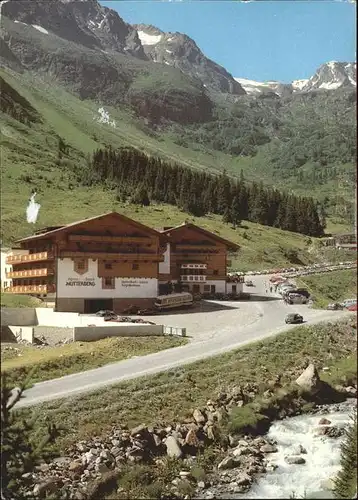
[19,365,357,500]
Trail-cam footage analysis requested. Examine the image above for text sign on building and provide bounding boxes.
[65,277,95,287]
[57,258,158,298]
[120,279,149,288]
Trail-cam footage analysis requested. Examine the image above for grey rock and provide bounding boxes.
[130,424,146,436]
[95,463,111,473]
[291,444,307,455]
[318,418,331,425]
[260,443,278,453]
[218,456,241,470]
[193,408,206,424]
[285,455,306,465]
[165,435,183,458]
[295,364,321,394]
[236,472,252,486]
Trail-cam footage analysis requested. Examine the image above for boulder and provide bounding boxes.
[165,436,182,458]
[185,428,200,447]
[69,460,84,473]
[295,364,322,394]
[285,455,306,465]
[345,386,357,395]
[218,456,241,470]
[206,424,217,441]
[130,424,146,437]
[236,472,252,486]
[321,478,336,491]
[260,443,278,453]
[318,418,331,425]
[193,409,206,425]
[291,444,307,455]
[33,478,62,497]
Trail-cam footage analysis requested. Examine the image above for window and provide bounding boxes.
[204,285,210,292]
[213,270,219,276]
[77,260,85,270]
[105,262,112,270]
[132,263,139,270]
[232,285,237,294]
[102,277,115,289]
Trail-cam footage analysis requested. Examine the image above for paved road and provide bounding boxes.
[17,276,350,408]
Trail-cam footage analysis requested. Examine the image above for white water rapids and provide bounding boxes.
[231,401,356,499]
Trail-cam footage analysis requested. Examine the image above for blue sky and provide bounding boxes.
[100,1,356,82]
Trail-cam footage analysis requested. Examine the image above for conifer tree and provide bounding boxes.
[334,413,357,499]
[223,206,231,224]
[132,185,150,206]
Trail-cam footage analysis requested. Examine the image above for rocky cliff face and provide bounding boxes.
[0,0,213,124]
[1,0,146,58]
[133,23,245,96]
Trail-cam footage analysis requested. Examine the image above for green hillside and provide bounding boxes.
[0,67,354,257]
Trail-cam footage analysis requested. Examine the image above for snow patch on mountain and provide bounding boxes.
[94,107,116,128]
[234,78,263,94]
[292,79,309,91]
[137,30,162,45]
[32,24,48,34]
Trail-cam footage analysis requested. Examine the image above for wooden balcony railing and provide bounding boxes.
[60,251,164,262]
[6,268,54,279]
[176,244,215,250]
[6,251,53,264]
[6,284,56,294]
[68,235,152,244]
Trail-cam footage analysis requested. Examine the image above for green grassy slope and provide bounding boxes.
[0,67,352,270]
[296,269,357,308]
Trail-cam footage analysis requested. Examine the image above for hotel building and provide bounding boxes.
[5,212,241,313]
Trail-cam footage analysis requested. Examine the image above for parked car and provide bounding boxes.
[285,313,304,324]
[287,293,308,305]
[245,280,254,287]
[96,310,116,318]
[327,303,344,311]
[341,299,357,308]
[347,303,357,311]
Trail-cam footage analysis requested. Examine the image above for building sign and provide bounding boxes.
[58,259,158,298]
[65,277,95,287]
[120,279,149,288]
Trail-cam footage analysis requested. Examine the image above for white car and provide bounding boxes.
[341,299,357,308]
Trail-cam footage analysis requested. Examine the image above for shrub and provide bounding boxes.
[227,405,269,434]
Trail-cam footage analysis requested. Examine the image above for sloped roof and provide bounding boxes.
[16,212,165,243]
[161,222,240,251]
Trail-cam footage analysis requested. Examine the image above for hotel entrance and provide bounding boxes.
[84,299,114,314]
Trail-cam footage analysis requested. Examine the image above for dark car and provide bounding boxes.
[285,313,304,324]
[96,310,117,318]
[327,303,344,311]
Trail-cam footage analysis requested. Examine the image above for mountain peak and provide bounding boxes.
[133,24,245,95]
[235,61,356,96]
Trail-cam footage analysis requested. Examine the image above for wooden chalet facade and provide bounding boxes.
[5,213,241,313]
[158,223,242,296]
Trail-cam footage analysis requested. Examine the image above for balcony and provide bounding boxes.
[60,251,164,262]
[68,235,152,244]
[180,275,206,282]
[6,251,53,264]
[6,268,54,279]
[6,284,56,294]
[181,263,207,269]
